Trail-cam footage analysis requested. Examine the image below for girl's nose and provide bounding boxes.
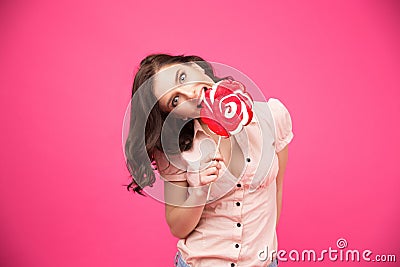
[181,86,199,99]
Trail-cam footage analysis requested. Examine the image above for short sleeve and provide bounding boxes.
[268,98,294,153]
[153,150,188,182]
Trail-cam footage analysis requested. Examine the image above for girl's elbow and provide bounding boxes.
[170,226,190,239]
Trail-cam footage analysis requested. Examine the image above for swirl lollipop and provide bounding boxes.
[200,79,254,138]
[199,79,254,200]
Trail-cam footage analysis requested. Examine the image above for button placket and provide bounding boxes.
[232,131,250,266]
[232,242,242,262]
[232,182,244,262]
[233,187,244,259]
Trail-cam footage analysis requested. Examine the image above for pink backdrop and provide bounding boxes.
[1,0,399,266]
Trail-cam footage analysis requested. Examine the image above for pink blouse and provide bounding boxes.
[155,98,294,266]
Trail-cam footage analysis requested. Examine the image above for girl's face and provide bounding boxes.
[152,62,215,120]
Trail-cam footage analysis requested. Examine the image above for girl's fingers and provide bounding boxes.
[203,167,218,176]
[216,162,221,169]
[199,166,220,185]
[201,175,218,185]
[209,161,221,169]
[213,151,224,162]
[203,152,224,164]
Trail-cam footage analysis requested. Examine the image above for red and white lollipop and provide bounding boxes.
[199,79,254,138]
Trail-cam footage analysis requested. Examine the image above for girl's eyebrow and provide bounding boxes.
[174,68,181,84]
[167,94,174,109]
[165,68,182,109]
[164,67,185,110]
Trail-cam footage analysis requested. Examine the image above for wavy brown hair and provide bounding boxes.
[125,54,226,195]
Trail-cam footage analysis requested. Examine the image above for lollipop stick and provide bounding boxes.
[206,136,222,201]
[215,135,222,152]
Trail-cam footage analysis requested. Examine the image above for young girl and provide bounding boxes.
[124,54,294,267]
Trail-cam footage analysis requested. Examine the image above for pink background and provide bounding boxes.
[1,0,399,266]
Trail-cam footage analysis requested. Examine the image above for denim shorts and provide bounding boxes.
[174,251,279,267]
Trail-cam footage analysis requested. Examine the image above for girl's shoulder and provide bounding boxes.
[266,98,294,152]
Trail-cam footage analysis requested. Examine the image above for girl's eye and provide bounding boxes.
[179,72,186,83]
[171,96,179,107]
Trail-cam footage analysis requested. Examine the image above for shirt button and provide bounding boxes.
[246,157,251,162]
[237,223,241,227]
[236,183,242,188]
[231,263,235,267]
[236,202,241,206]
[235,243,240,248]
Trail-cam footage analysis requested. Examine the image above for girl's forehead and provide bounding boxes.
[155,64,181,82]
[153,63,197,97]
[152,64,182,98]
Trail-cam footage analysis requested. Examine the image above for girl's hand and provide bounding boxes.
[198,152,223,185]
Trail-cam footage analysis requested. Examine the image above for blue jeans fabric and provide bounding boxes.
[174,251,279,267]
[174,251,191,267]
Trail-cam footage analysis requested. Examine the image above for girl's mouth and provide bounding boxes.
[196,87,207,108]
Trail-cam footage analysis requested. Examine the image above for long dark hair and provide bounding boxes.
[125,54,225,195]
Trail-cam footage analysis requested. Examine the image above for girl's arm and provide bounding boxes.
[164,180,208,239]
[163,158,222,239]
[276,145,289,227]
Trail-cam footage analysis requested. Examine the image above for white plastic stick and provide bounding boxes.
[206,136,222,201]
